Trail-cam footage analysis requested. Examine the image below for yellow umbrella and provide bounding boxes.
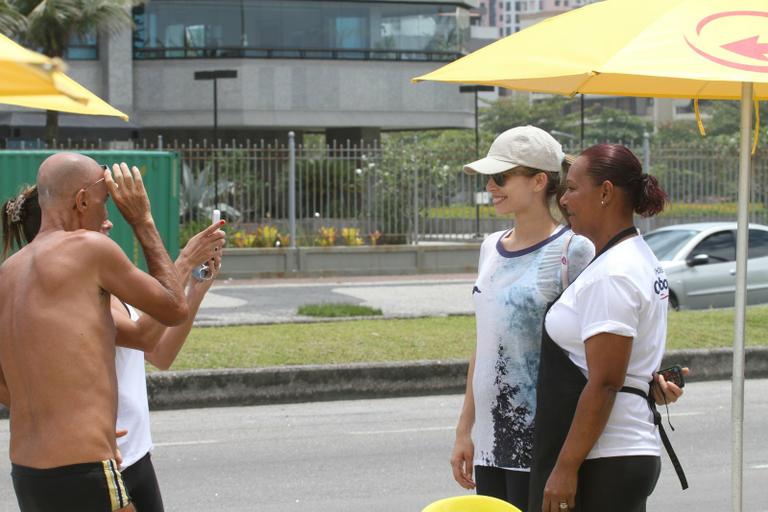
[0,33,86,101]
[415,0,768,100]
[1,71,129,120]
[415,1,765,510]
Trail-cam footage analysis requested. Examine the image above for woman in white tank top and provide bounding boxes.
[107,219,225,512]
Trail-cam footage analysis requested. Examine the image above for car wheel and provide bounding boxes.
[668,292,680,311]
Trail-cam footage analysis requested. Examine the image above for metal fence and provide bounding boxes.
[10,135,768,246]
[161,133,486,246]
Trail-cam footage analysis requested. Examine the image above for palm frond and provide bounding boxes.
[19,0,138,55]
[0,1,27,36]
[77,0,135,38]
[25,0,78,55]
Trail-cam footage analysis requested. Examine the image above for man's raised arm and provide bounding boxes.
[98,163,188,326]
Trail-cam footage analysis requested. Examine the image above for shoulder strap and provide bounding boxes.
[560,231,575,289]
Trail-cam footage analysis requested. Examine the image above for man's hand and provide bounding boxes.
[104,162,152,226]
[115,429,128,469]
[652,367,689,405]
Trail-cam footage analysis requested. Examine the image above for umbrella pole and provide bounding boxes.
[732,81,752,512]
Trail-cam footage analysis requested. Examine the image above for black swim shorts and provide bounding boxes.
[12,459,131,511]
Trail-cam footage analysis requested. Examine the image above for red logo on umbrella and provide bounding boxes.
[685,10,768,72]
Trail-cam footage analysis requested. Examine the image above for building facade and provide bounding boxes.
[2,0,479,145]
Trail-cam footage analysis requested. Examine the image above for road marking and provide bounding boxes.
[348,426,454,435]
[199,292,247,308]
[154,440,220,447]
[750,464,768,469]
[668,412,705,417]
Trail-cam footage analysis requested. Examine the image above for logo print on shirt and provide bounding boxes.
[654,277,669,300]
[472,286,482,295]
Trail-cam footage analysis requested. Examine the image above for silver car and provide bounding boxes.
[643,222,768,310]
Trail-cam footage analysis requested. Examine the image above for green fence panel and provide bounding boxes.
[0,150,179,269]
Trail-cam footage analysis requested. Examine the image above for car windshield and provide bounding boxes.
[644,229,699,261]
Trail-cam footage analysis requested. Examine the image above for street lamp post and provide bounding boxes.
[460,85,494,238]
[194,70,238,209]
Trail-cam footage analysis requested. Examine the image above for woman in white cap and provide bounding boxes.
[448,127,686,510]
[449,126,594,510]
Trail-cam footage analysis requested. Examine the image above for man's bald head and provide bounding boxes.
[37,153,103,210]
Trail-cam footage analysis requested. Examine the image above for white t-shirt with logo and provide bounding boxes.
[472,226,594,470]
[544,235,668,459]
[116,304,153,468]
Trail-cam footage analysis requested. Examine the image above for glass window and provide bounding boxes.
[134,0,469,60]
[749,229,768,259]
[644,229,698,261]
[691,231,736,262]
[63,32,98,60]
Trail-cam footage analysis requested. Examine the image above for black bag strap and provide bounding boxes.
[620,386,689,490]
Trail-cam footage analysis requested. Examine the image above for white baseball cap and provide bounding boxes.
[464,125,566,175]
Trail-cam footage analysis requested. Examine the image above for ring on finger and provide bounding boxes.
[559,502,569,510]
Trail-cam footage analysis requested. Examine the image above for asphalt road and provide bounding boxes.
[0,379,766,511]
[195,275,476,326]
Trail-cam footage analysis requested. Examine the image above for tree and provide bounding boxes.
[480,95,573,137]
[0,1,25,34]
[654,101,768,147]
[2,0,141,143]
[580,105,652,144]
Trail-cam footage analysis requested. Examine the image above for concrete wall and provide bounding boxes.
[132,59,474,131]
[220,244,482,278]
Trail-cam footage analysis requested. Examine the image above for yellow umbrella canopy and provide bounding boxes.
[414,0,768,99]
[0,33,86,100]
[1,71,129,120]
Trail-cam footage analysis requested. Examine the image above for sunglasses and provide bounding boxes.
[489,168,533,187]
[71,164,110,210]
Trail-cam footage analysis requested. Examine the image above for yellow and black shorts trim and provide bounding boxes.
[102,459,131,510]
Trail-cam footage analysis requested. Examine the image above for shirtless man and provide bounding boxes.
[0,153,189,511]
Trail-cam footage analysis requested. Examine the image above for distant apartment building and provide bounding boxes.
[470,1,598,42]
[1,0,481,146]
[518,0,597,30]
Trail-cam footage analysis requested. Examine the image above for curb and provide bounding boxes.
[148,346,768,410]
[146,360,468,410]
[1,347,766,419]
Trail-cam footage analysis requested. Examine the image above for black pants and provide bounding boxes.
[475,465,530,511]
[12,459,130,512]
[121,453,164,512]
[574,455,661,512]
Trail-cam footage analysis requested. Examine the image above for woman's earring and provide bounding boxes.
[600,200,605,206]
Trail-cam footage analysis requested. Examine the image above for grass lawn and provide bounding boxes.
[163,305,768,371]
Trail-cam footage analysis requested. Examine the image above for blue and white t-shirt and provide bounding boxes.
[472,226,594,471]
